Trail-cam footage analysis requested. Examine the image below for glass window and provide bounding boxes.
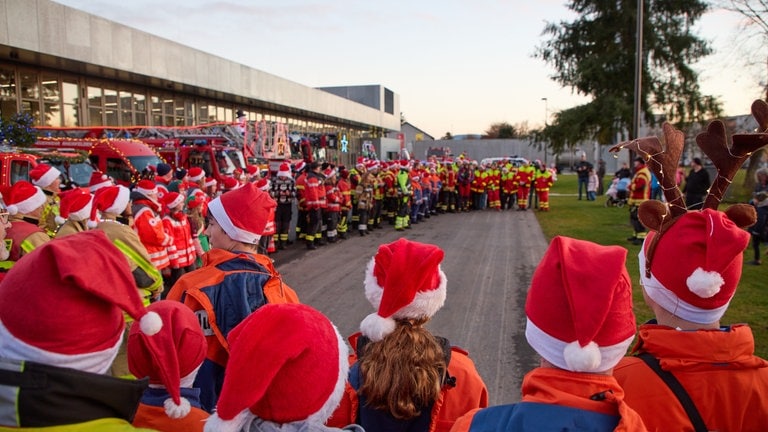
[20,100,40,123]
[119,91,132,111]
[62,103,79,127]
[135,111,146,125]
[10,159,33,184]
[163,98,173,116]
[121,110,133,126]
[105,107,118,126]
[19,71,39,99]
[41,75,59,104]
[0,69,16,99]
[89,106,103,126]
[44,103,61,126]
[134,92,146,115]
[87,86,102,107]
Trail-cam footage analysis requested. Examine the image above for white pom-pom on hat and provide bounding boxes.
[164,397,191,419]
[563,341,601,372]
[6,204,18,216]
[360,313,397,342]
[686,267,724,299]
[55,215,66,225]
[140,311,163,336]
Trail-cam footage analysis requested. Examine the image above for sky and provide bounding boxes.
[53,0,766,138]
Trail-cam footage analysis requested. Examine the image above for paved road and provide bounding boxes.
[272,209,547,405]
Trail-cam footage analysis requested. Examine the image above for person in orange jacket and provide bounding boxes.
[326,238,488,432]
[128,301,209,431]
[131,180,173,272]
[534,161,555,211]
[614,207,768,431]
[166,183,299,413]
[514,162,535,211]
[451,237,647,432]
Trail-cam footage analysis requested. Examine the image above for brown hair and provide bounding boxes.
[359,317,446,420]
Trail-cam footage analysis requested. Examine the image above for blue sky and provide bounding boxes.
[54,0,765,138]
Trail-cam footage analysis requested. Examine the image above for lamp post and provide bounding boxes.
[541,97,548,165]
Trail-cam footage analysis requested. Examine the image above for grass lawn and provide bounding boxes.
[535,171,768,359]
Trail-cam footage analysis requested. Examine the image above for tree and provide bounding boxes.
[442,132,453,140]
[0,112,36,147]
[484,122,518,139]
[535,0,721,154]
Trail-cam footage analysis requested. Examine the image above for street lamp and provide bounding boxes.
[541,97,548,165]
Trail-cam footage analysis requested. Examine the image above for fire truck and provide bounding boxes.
[35,128,165,187]
[0,145,94,188]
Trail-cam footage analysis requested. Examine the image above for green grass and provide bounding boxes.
[536,172,768,359]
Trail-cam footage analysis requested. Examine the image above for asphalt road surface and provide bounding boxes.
[272,209,546,405]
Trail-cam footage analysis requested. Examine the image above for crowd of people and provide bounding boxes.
[0,129,767,431]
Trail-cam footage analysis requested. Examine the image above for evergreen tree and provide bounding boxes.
[536,0,720,152]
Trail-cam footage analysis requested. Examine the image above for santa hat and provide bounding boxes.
[128,301,206,420]
[205,304,348,430]
[134,179,158,196]
[204,177,217,188]
[361,239,447,342]
[163,191,185,212]
[398,160,411,170]
[277,162,292,178]
[246,165,259,176]
[356,157,366,169]
[525,236,635,373]
[1,181,46,216]
[294,160,306,173]
[323,167,336,179]
[29,163,61,188]
[88,171,113,192]
[255,177,270,192]
[188,167,205,182]
[186,194,204,210]
[207,182,276,245]
[0,231,162,374]
[89,185,130,228]
[156,163,172,177]
[639,209,749,324]
[55,187,93,225]
[221,176,241,192]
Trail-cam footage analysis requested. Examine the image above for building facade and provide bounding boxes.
[0,0,400,166]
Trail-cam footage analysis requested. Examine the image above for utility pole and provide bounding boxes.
[541,97,548,165]
[632,0,644,141]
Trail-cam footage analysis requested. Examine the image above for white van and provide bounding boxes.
[480,157,529,167]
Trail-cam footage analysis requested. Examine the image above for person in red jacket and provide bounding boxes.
[162,192,197,289]
[128,300,209,431]
[132,180,173,273]
[327,238,488,432]
[303,161,327,249]
[451,237,647,432]
[1,180,50,264]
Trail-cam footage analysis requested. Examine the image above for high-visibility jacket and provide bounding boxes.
[6,219,49,263]
[163,212,196,269]
[514,166,535,188]
[132,200,172,270]
[39,190,60,238]
[326,182,343,212]
[304,171,326,210]
[614,323,768,432]
[628,165,651,206]
[534,169,554,191]
[485,169,501,191]
[338,178,352,210]
[327,332,488,432]
[295,172,307,211]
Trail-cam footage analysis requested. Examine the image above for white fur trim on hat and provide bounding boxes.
[207,196,261,244]
[361,257,447,341]
[33,166,61,187]
[6,187,46,216]
[68,200,93,222]
[135,184,157,196]
[0,318,122,375]
[638,249,730,324]
[105,185,131,215]
[55,215,66,225]
[525,318,634,373]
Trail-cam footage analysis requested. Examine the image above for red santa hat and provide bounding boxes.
[398,160,411,170]
[29,163,61,188]
[0,231,162,374]
[246,165,259,177]
[204,177,217,188]
[294,160,306,173]
[207,182,276,245]
[128,301,206,420]
[361,239,447,342]
[639,209,749,324]
[365,160,379,171]
[356,157,366,169]
[55,187,93,225]
[277,162,292,178]
[255,177,270,191]
[188,167,205,182]
[1,180,46,216]
[323,167,336,179]
[89,185,130,228]
[163,191,185,211]
[205,304,348,429]
[88,171,114,192]
[186,194,204,210]
[134,179,158,196]
[525,236,635,373]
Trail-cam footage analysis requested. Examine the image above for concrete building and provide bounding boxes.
[0,0,400,166]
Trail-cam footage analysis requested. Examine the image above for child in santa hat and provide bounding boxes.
[327,238,488,432]
[204,303,362,432]
[166,183,299,413]
[0,231,163,430]
[451,236,647,432]
[128,301,209,431]
[0,180,50,262]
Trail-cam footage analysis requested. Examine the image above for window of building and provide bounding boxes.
[19,71,40,122]
[0,68,17,120]
[62,80,80,126]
